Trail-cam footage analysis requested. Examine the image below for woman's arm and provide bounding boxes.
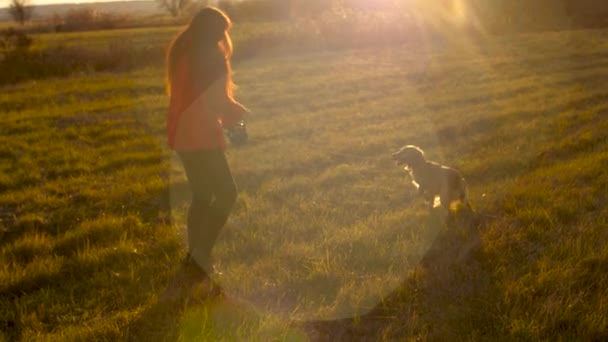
[203,75,249,127]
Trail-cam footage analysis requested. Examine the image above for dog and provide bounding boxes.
[392,145,471,213]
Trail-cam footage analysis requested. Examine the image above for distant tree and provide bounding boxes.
[64,7,97,30]
[8,0,34,25]
[157,0,193,17]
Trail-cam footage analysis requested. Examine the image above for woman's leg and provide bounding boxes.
[178,149,237,270]
[178,151,213,268]
[198,149,237,263]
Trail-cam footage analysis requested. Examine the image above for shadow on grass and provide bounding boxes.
[125,202,499,341]
[295,209,501,341]
[127,262,302,341]
[126,263,224,341]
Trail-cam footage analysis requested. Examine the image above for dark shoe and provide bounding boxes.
[183,255,209,281]
[184,252,217,279]
[187,265,209,280]
[183,252,193,265]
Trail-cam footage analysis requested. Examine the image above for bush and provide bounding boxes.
[0,28,36,84]
[0,27,32,57]
[0,32,164,86]
[56,7,134,32]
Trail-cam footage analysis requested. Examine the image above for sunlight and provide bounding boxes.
[412,0,472,28]
[450,0,468,25]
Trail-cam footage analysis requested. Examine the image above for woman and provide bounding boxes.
[166,7,249,275]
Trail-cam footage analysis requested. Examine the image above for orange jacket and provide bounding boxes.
[167,54,243,151]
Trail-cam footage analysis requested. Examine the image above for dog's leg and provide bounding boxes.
[457,181,474,214]
[440,187,459,224]
[419,187,436,207]
[439,185,450,208]
[414,181,431,204]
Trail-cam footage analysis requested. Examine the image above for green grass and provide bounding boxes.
[1,26,608,341]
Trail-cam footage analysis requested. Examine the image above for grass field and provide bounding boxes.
[27,21,315,53]
[1,25,608,341]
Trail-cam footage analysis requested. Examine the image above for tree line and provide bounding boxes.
[207,0,608,31]
[6,0,608,32]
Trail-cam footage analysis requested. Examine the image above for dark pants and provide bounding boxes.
[178,149,237,268]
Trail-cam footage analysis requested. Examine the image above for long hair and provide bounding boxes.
[166,7,234,97]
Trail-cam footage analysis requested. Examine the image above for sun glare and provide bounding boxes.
[451,0,468,24]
